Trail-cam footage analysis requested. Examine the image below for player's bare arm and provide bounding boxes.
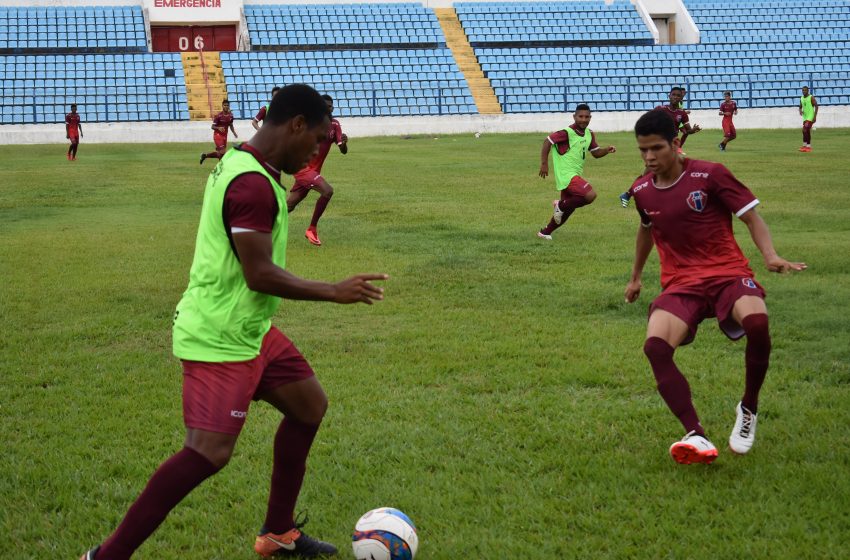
[251,119,260,131]
[625,223,654,303]
[591,145,616,158]
[538,139,551,177]
[685,123,702,134]
[232,231,387,303]
[738,209,807,273]
[230,124,238,138]
[338,133,349,155]
[812,96,818,123]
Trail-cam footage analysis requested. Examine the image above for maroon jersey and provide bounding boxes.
[654,104,689,129]
[720,101,737,122]
[547,123,599,155]
[224,144,282,234]
[303,118,343,174]
[213,111,235,138]
[65,112,81,135]
[629,159,760,289]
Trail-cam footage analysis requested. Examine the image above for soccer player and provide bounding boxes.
[623,110,806,465]
[286,94,348,246]
[79,84,388,560]
[536,103,616,240]
[619,87,701,207]
[65,103,83,161]
[252,86,281,131]
[799,85,818,152]
[718,91,738,151]
[200,99,238,164]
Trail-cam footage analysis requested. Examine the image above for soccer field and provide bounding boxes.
[2,128,849,559]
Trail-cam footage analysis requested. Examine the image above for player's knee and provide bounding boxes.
[584,190,597,204]
[321,185,334,198]
[644,336,674,363]
[301,393,329,425]
[742,313,771,354]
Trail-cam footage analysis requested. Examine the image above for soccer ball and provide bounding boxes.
[351,507,419,560]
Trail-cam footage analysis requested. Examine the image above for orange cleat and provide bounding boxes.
[669,431,718,465]
[254,527,337,557]
[305,227,322,246]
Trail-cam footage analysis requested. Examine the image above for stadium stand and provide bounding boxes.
[245,2,445,48]
[455,0,654,46]
[226,3,477,116]
[0,53,188,124]
[0,5,147,53]
[472,0,850,112]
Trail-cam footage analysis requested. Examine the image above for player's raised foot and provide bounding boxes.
[618,192,631,208]
[552,199,564,224]
[537,231,552,241]
[305,226,322,246]
[254,526,338,558]
[728,402,758,455]
[669,431,718,465]
[718,143,725,152]
[200,153,207,164]
[79,545,100,559]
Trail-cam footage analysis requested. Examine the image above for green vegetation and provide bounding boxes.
[2,129,848,559]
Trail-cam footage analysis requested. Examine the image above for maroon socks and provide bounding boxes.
[741,313,771,413]
[644,337,705,436]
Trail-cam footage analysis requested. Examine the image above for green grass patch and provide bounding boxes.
[2,129,849,559]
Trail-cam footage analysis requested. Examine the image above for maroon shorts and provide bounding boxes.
[802,120,814,130]
[181,326,315,435]
[213,132,228,151]
[649,276,766,345]
[561,175,593,197]
[722,120,736,139]
[68,134,79,145]
[292,168,323,192]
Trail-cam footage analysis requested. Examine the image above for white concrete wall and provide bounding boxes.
[2,106,846,145]
[638,0,699,43]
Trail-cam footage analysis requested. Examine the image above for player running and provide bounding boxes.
[79,84,388,560]
[252,86,281,131]
[536,103,615,240]
[65,103,83,161]
[619,87,701,207]
[799,86,818,152]
[718,91,738,151]
[200,99,238,164]
[623,109,806,465]
[287,94,348,246]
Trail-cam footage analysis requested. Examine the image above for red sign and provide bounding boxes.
[153,0,222,8]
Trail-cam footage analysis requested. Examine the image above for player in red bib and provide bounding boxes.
[287,94,348,246]
[718,91,738,151]
[200,99,238,164]
[624,109,805,465]
[252,86,281,131]
[65,103,83,161]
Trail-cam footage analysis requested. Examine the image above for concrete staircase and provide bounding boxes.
[181,51,228,121]
[434,8,502,115]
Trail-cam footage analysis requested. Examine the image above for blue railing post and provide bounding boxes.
[685,79,690,110]
[563,84,568,113]
[626,77,631,111]
[371,89,376,117]
[438,88,442,116]
[32,91,37,124]
[809,72,814,93]
[748,78,752,109]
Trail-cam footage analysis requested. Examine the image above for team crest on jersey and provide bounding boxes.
[742,278,757,289]
[686,190,708,212]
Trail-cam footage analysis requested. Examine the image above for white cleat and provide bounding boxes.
[729,402,758,454]
[552,199,564,224]
[537,231,552,240]
[670,430,718,464]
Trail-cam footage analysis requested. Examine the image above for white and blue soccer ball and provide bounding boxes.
[351,507,419,560]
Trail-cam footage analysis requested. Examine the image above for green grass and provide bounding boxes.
[2,129,849,559]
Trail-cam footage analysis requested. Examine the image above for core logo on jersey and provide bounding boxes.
[687,190,708,212]
[633,181,649,193]
[690,172,709,179]
[742,278,757,289]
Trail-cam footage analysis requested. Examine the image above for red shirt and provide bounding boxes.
[303,118,343,174]
[654,104,689,129]
[65,112,81,135]
[254,105,268,122]
[224,144,283,234]
[629,159,760,289]
[547,124,599,155]
[213,111,235,138]
[720,101,737,122]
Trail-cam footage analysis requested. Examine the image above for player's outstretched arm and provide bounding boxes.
[625,224,654,303]
[232,231,388,303]
[538,139,551,178]
[591,145,616,159]
[738,209,807,273]
[338,133,349,155]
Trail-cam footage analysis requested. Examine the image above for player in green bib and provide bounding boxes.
[537,103,616,240]
[798,85,818,152]
[80,85,388,560]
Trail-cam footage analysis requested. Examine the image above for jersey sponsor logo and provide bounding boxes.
[690,172,709,179]
[686,190,708,212]
[633,181,649,193]
[230,409,247,418]
[742,278,757,289]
